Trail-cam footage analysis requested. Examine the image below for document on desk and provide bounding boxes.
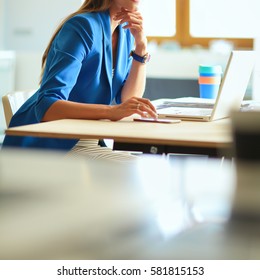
[153,97,215,110]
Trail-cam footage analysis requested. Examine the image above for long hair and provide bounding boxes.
[40,0,111,83]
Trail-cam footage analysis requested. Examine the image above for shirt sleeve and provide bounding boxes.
[34,16,96,122]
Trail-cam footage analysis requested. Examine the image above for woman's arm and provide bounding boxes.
[42,96,157,122]
[113,8,148,102]
[41,100,111,121]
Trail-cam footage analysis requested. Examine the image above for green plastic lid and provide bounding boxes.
[199,65,222,74]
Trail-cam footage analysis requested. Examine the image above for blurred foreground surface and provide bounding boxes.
[0,149,260,260]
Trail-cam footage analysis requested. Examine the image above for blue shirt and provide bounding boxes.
[3,10,134,150]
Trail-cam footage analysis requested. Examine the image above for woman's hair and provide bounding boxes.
[40,0,111,82]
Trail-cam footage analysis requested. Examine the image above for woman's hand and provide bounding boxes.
[109,97,157,121]
[113,7,147,52]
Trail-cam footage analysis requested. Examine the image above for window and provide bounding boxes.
[140,0,176,37]
[141,0,257,49]
[190,0,260,38]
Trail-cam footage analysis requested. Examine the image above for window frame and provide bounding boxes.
[147,0,253,49]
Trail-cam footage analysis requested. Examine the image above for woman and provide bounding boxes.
[2,0,157,160]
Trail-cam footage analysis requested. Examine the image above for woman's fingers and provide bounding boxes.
[114,8,143,30]
[136,97,157,112]
[128,97,158,118]
[110,97,157,121]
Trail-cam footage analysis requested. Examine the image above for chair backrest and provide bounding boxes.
[2,90,35,127]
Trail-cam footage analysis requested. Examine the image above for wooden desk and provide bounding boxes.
[5,118,233,156]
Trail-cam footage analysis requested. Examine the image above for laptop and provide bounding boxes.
[155,50,256,121]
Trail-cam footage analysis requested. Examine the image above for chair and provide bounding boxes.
[2,90,35,127]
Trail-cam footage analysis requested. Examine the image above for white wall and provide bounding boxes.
[147,49,229,79]
[4,0,82,51]
[253,38,260,101]
[15,52,42,90]
[0,51,16,135]
[0,0,4,49]
[2,0,82,90]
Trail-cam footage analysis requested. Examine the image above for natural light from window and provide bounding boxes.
[190,0,260,38]
[140,0,176,37]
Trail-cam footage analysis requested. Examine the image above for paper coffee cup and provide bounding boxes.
[198,65,222,99]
